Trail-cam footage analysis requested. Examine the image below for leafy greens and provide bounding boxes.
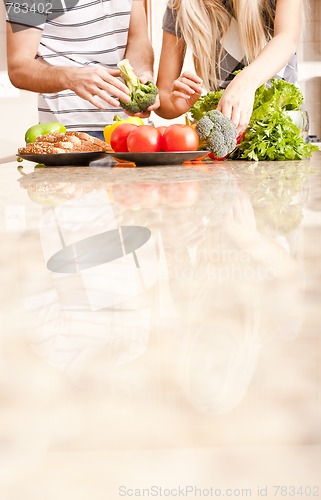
[189,79,318,161]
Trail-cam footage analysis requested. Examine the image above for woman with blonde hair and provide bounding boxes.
[155,0,303,133]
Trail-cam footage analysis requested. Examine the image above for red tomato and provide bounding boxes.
[208,152,228,160]
[162,124,199,152]
[157,126,167,136]
[110,123,139,152]
[157,126,167,151]
[127,125,162,153]
[237,132,245,144]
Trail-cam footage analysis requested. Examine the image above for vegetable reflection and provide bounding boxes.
[16,162,310,416]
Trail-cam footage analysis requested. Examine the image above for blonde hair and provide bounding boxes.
[170,0,275,90]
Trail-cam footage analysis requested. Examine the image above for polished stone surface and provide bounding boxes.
[0,152,321,499]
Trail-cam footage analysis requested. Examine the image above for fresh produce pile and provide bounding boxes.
[190,79,318,161]
[20,79,318,163]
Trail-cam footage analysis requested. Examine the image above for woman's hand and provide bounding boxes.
[169,71,204,116]
[217,72,256,135]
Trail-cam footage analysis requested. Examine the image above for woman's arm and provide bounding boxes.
[155,31,203,119]
[217,0,303,133]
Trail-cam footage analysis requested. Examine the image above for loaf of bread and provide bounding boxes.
[18,131,112,154]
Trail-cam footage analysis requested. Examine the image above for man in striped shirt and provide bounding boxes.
[6,0,158,138]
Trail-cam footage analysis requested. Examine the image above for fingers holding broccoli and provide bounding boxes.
[117,59,159,114]
[195,110,238,158]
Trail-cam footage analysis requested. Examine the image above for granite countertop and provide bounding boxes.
[0,151,320,499]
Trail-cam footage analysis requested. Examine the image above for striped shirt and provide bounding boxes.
[162,2,297,89]
[7,0,133,131]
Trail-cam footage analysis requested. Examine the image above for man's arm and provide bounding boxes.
[6,22,131,109]
[124,0,160,115]
[124,0,154,82]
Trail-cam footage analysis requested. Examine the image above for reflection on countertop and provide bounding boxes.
[0,152,320,499]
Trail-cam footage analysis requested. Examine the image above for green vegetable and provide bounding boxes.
[195,109,238,158]
[252,78,303,112]
[117,59,158,114]
[232,79,318,161]
[231,111,316,161]
[190,78,318,161]
[190,89,224,121]
[194,115,214,139]
[25,121,66,143]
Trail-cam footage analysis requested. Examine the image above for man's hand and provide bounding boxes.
[6,23,131,110]
[65,66,131,110]
[123,72,160,118]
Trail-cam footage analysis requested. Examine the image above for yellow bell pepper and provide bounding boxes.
[103,115,144,144]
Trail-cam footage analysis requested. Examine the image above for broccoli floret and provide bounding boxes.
[117,59,158,113]
[195,110,237,158]
[207,131,230,158]
[221,120,238,149]
[207,109,227,125]
[195,115,214,139]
